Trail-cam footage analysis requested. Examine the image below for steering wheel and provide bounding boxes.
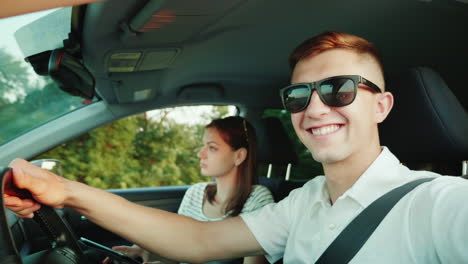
[0,167,140,264]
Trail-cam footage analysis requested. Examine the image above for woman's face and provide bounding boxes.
[197,127,239,178]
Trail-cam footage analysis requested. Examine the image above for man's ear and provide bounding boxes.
[375,91,394,123]
[234,148,247,166]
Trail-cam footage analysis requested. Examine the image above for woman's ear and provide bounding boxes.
[375,91,394,123]
[234,148,247,166]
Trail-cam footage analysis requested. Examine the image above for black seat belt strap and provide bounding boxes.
[315,177,435,264]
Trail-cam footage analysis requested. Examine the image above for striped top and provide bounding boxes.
[178,182,274,221]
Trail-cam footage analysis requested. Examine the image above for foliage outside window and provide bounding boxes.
[0,7,86,146]
[34,106,235,189]
[0,49,85,145]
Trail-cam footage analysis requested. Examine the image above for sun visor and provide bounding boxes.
[107,70,166,103]
[177,83,225,104]
[14,7,71,58]
[120,0,247,43]
[107,49,179,73]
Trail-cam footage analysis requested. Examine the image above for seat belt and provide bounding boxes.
[315,177,435,264]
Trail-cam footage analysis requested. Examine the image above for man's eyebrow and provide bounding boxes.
[206,141,219,145]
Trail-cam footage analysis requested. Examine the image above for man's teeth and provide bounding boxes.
[311,125,340,135]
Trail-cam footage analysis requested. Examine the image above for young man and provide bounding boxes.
[5,31,468,263]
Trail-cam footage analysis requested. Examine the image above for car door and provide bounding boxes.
[62,186,189,247]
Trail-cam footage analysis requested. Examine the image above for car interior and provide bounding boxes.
[0,0,467,263]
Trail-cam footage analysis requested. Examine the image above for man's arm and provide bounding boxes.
[4,158,265,263]
[0,0,104,18]
[73,191,265,263]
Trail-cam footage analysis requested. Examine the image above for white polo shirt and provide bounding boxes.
[241,147,468,263]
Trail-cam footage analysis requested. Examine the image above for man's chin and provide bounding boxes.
[311,151,347,164]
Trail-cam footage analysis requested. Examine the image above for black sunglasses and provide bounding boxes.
[280,75,382,113]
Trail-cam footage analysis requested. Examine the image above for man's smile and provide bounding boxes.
[307,124,344,136]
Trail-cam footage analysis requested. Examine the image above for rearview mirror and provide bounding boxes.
[48,48,95,100]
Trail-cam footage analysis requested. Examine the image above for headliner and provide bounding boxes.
[76,0,468,111]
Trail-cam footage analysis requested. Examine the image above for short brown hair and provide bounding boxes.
[289,31,384,76]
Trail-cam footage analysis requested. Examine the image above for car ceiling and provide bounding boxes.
[78,0,468,112]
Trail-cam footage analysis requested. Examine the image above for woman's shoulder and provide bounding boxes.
[179,182,210,216]
[191,182,210,188]
[241,185,274,212]
[187,182,210,191]
[251,184,273,196]
[184,182,210,197]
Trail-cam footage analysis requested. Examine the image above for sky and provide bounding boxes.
[147,105,237,125]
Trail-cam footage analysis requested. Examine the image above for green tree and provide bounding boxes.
[0,49,83,143]
[0,49,31,142]
[35,106,231,189]
[200,105,231,121]
[0,49,30,105]
[133,111,204,187]
[35,116,142,189]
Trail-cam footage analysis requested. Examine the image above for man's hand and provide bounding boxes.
[3,158,68,218]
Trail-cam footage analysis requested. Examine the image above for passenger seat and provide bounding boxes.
[253,117,307,202]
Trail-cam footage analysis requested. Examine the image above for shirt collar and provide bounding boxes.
[344,146,410,207]
[306,176,331,208]
[309,147,411,208]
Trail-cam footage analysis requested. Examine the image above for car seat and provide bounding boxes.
[379,67,468,176]
[253,117,308,202]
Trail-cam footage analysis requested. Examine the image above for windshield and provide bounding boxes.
[0,8,89,146]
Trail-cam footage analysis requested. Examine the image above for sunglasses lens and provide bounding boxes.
[319,78,355,106]
[283,85,310,112]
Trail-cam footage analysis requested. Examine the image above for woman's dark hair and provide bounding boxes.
[204,116,257,216]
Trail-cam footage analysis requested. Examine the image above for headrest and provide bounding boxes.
[254,117,298,165]
[380,67,468,162]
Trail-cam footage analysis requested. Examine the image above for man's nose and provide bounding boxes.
[303,90,331,117]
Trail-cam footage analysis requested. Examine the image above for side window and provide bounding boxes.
[33,105,237,189]
[260,109,323,180]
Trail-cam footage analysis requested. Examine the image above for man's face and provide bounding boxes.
[290,49,385,165]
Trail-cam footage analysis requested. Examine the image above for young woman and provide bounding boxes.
[110,116,274,264]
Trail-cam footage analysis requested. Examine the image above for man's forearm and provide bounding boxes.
[65,180,213,263]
